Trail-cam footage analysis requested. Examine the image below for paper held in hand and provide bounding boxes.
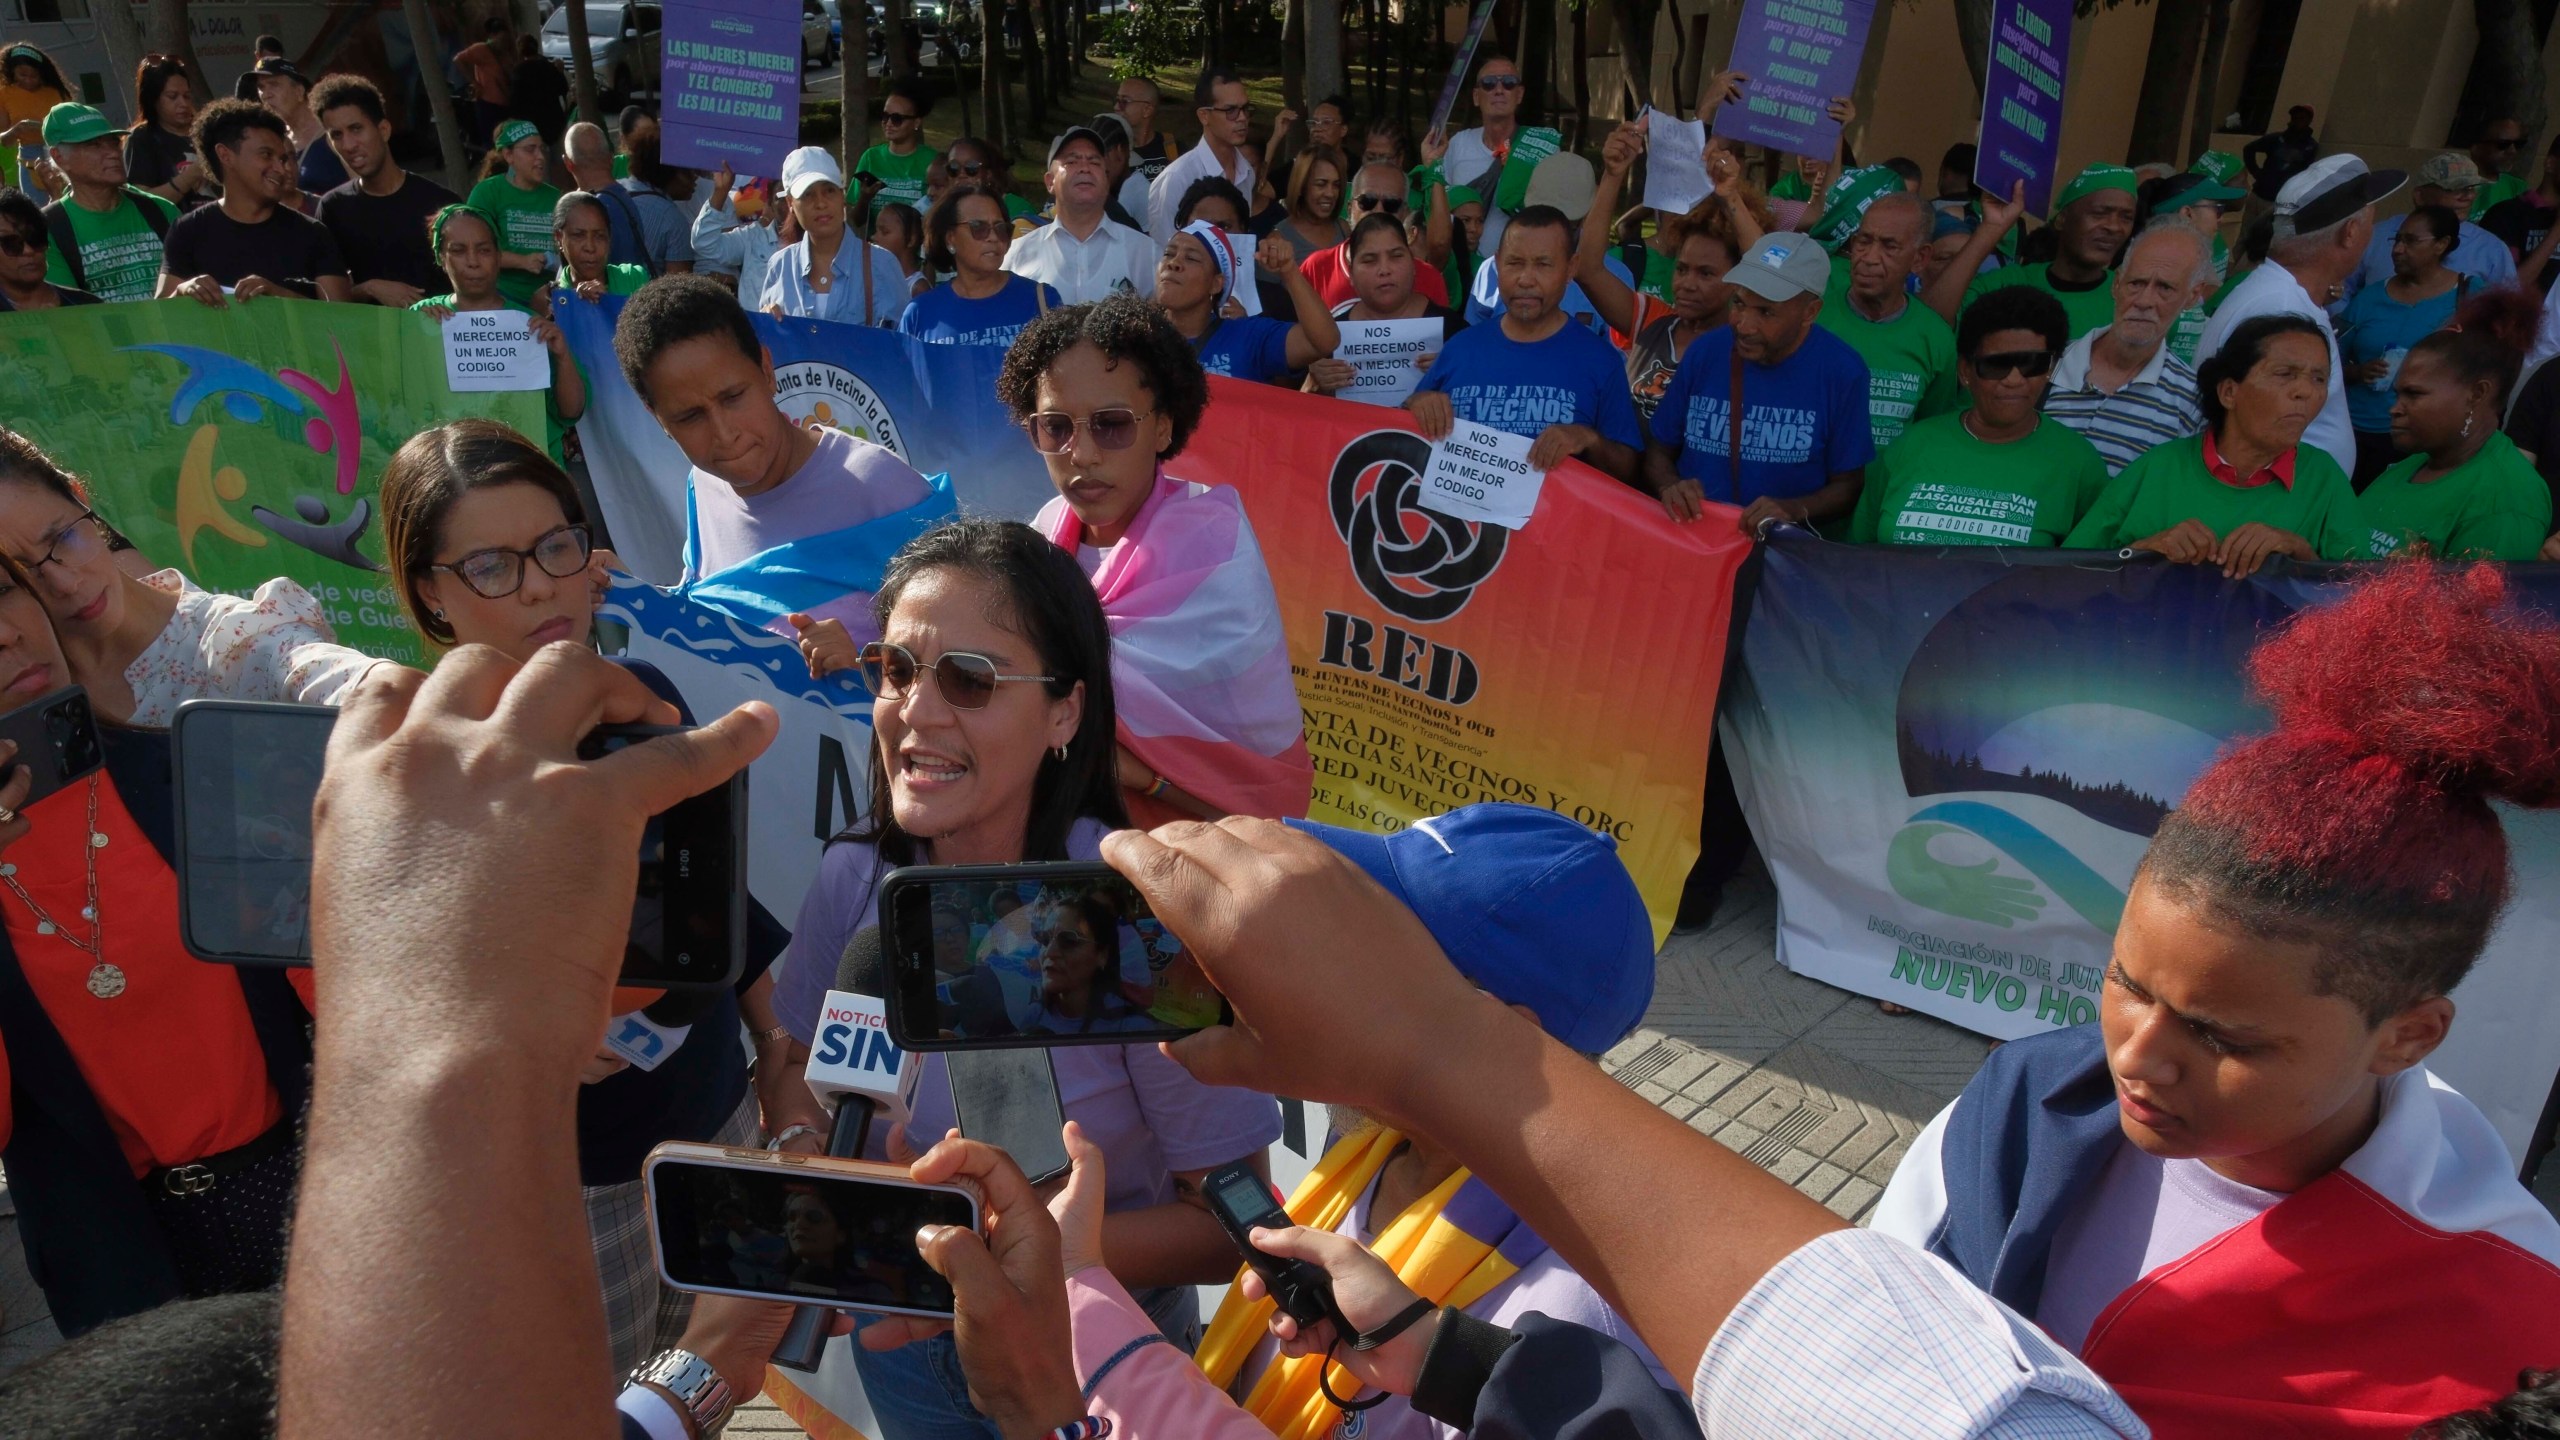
[1418,420,1544,530]
[1332,318,1444,406]
[1641,108,1709,217]
[441,310,550,392]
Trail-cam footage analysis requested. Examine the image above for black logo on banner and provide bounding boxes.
[1327,430,1508,623]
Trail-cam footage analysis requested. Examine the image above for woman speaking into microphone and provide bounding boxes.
[379,418,786,1374]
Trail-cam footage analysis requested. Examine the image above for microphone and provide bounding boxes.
[772,926,924,1372]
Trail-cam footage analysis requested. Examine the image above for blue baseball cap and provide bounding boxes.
[1288,804,1653,1054]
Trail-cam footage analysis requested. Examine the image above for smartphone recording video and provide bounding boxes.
[879,862,1231,1051]
[644,1145,977,1317]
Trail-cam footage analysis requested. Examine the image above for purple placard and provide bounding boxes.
[662,0,804,177]
[1711,0,1879,160]
[1972,0,2074,215]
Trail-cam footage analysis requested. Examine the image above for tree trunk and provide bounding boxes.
[91,0,147,119]
[947,10,973,136]
[2452,0,2548,148]
[2189,0,2235,159]
[1603,0,1655,112]
[887,0,915,82]
[403,0,476,192]
[566,1,604,127]
[844,0,872,167]
[1954,0,1994,98]
[1279,0,1304,110]
[1018,0,1048,128]
[1520,0,1553,124]
[2126,0,2204,165]
[145,0,207,101]
[981,0,1008,154]
[1305,0,1342,106]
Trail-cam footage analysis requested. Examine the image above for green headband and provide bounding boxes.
[1809,166,1904,252]
[494,118,540,151]
[1446,184,1484,209]
[431,202,501,254]
[2053,164,2138,216]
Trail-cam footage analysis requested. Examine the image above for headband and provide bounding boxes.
[431,202,501,254]
[1179,219,1239,305]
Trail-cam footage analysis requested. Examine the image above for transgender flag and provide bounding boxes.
[1038,471,1314,826]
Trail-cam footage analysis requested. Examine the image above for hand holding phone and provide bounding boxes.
[646,1144,978,1317]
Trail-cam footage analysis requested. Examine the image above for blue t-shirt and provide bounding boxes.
[896,275,1061,347]
[1652,326,1876,505]
[1464,250,1636,334]
[2338,279,2464,433]
[1413,318,1645,452]
[1194,315,1296,383]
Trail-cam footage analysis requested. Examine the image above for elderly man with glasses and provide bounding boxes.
[1147,68,1256,247]
[1296,160,1453,307]
[1442,54,1530,254]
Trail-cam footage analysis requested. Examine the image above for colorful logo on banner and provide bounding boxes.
[1328,430,1508,623]
[773,361,909,457]
[132,342,379,573]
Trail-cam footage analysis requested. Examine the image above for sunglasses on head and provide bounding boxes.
[1024,407,1150,453]
[1353,193,1404,214]
[1478,74,1521,90]
[860,641,1056,709]
[1971,350,2055,381]
[0,230,42,258]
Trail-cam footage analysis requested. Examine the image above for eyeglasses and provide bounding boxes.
[859,641,1055,709]
[1353,193,1404,215]
[1971,350,2055,381]
[1114,96,1154,111]
[0,230,42,257]
[1204,103,1250,119]
[884,109,919,123]
[1477,75,1522,91]
[950,160,989,176]
[957,217,1006,240]
[428,523,592,600]
[1036,928,1093,949]
[2492,136,2525,150]
[21,510,104,573]
[1024,407,1149,453]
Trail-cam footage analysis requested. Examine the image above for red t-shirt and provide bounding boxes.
[0,776,280,1176]
[1301,241,1452,308]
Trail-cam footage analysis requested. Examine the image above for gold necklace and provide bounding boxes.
[0,775,122,999]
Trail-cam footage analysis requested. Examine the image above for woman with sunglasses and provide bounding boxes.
[123,56,211,211]
[898,184,1059,346]
[0,427,375,728]
[768,517,1281,1440]
[943,135,1033,223]
[379,420,786,1372]
[2066,314,2374,572]
[0,435,319,1339]
[997,296,1313,827]
[413,204,587,466]
[0,186,97,310]
[1302,213,1467,399]
[2340,204,2466,487]
[1851,285,2108,546]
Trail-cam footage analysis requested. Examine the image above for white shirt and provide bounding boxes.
[2035,1146,2283,1354]
[1147,138,1255,248]
[1007,212,1158,305]
[2194,261,2356,477]
[125,570,380,727]
[687,198,782,300]
[1444,127,1515,250]
[1118,169,1152,230]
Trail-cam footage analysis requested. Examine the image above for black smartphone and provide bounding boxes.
[876,861,1232,1051]
[946,1048,1071,1185]
[0,686,105,811]
[1202,1160,1340,1328]
[644,1143,977,1318]
[170,701,748,987]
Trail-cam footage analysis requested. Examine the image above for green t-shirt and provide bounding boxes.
[1963,262,2116,340]
[1818,285,1960,451]
[1852,414,2110,546]
[2062,433,2374,557]
[411,293,578,463]
[1772,171,1813,202]
[2472,173,2528,221]
[553,261,652,297]
[1640,244,1675,303]
[42,187,178,303]
[465,174,565,307]
[2362,432,2552,560]
[2166,306,2208,366]
[855,144,937,212]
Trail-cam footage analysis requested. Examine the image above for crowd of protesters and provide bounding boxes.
[0,29,2555,1440]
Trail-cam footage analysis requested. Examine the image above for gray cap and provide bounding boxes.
[1726,232,1831,303]
[1047,125,1107,165]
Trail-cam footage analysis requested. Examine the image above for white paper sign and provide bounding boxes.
[1419,420,1544,529]
[441,309,550,392]
[1642,107,1710,217]
[1332,318,1444,405]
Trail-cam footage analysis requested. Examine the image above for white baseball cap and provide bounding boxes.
[781,145,846,199]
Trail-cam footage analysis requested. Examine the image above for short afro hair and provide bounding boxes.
[1175,174,1250,229]
[309,73,387,125]
[613,273,763,404]
[1957,282,2068,359]
[995,295,1211,460]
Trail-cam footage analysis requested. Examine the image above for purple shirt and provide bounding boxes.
[774,818,1281,1213]
[682,427,931,639]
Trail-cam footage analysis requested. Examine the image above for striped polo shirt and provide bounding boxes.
[2043,326,2205,476]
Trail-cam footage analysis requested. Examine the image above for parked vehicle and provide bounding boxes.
[541,3,663,107]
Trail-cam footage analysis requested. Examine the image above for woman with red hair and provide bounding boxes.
[1873,563,2560,1438]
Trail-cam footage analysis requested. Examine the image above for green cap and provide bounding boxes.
[494,118,540,150]
[2188,149,2244,185]
[41,103,119,148]
[2053,163,2138,215]
[1809,165,1904,252]
[1445,184,1484,210]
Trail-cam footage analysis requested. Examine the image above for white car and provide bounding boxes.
[540,3,663,106]
[798,0,839,68]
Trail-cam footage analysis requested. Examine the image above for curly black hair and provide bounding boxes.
[1956,282,2069,359]
[1174,175,1250,230]
[994,295,1211,460]
[2411,1369,2560,1440]
[612,273,762,404]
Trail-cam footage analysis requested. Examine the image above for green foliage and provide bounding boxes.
[1097,2,1203,79]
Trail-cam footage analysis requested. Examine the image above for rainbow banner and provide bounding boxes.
[0,300,545,667]
[1724,535,2560,1160]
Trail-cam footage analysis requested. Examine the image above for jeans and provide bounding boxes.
[851,1326,1005,1440]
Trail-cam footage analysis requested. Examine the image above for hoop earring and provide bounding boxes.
[1053,744,1069,762]
[429,609,446,623]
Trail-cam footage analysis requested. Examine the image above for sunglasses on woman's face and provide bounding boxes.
[1972,350,2055,381]
[1025,407,1148,453]
[860,641,1055,709]
[0,230,43,258]
[957,217,1006,241]
[950,160,989,176]
[884,109,919,124]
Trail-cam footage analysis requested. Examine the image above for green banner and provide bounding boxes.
[0,300,546,667]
